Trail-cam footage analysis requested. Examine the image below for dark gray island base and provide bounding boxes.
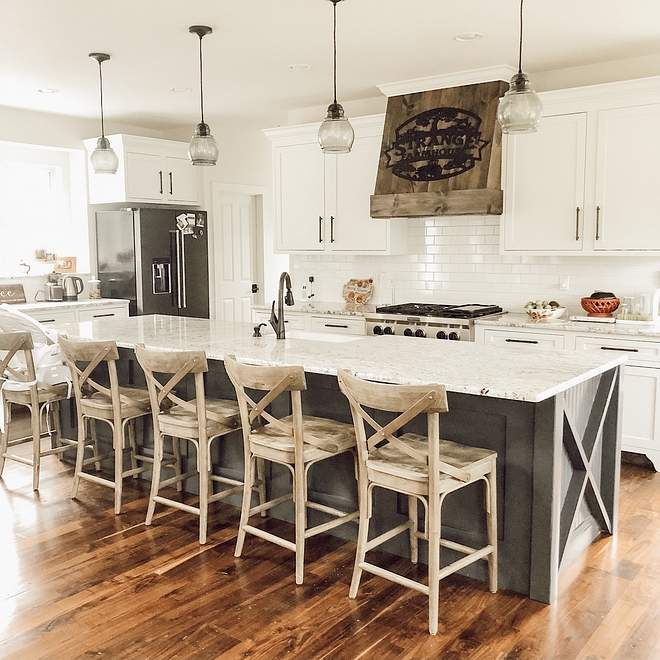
[58,315,625,604]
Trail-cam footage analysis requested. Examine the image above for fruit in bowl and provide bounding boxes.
[524,300,564,321]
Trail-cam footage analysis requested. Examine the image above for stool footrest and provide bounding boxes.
[366,520,414,552]
[243,524,296,553]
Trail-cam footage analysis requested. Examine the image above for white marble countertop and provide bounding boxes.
[55,314,626,404]
[9,299,129,313]
[475,312,660,338]
[253,301,376,316]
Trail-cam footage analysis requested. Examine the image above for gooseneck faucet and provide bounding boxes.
[270,271,295,339]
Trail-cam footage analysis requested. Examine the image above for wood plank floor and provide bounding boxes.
[1,444,660,659]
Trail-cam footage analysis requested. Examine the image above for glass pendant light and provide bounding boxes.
[188,25,219,166]
[497,0,542,134]
[89,53,119,174]
[318,0,354,154]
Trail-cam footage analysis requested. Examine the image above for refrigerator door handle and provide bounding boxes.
[172,230,187,309]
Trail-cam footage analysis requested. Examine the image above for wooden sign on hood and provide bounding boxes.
[371,80,508,218]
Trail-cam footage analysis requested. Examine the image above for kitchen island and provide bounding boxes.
[57,314,626,605]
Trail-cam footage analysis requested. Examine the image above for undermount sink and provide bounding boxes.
[284,330,363,343]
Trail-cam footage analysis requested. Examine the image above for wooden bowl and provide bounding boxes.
[580,297,620,317]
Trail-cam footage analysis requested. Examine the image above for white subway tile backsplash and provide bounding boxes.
[291,216,660,312]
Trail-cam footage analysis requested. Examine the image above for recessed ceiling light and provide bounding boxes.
[171,87,192,93]
[38,88,59,94]
[287,64,312,71]
[453,32,484,42]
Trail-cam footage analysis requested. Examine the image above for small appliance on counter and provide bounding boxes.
[45,282,64,301]
[59,275,84,301]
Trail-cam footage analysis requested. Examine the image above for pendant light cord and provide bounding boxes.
[198,35,205,124]
[332,0,338,105]
[97,61,106,139]
[517,0,524,75]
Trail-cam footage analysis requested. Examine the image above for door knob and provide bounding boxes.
[251,283,259,293]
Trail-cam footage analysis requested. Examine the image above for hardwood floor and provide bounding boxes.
[1,443,660,659]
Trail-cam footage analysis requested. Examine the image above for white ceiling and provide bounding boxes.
[1,0,659,132]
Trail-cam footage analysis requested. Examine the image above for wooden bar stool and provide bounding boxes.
[134,344,245,545]
[58,335,171,515]
[0,331,75,490]
[224,354,359,585]
[336,368,498,636]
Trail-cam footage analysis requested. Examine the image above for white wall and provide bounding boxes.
[291,217,660,316]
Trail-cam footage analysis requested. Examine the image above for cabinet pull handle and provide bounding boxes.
[169,172,173,195]
[159,171,163,195]
[324,323,348,329]
[318,216,323,243]
[331,216,335,243]
[596,206,601,240]
[600,346,639,353]
[505,338,539,344]
[92,313,115,318]
[40,319,56,324]
[575,207,580,241]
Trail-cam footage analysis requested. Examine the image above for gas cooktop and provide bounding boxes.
[375,303,503,320]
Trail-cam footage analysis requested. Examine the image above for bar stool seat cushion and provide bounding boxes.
[369,433,495,485]
[157,397,240,439]
[81,385,152,420]
[250,414,356,463]
[3,381,69,406]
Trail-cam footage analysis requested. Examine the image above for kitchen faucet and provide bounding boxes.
[270,271,295,339]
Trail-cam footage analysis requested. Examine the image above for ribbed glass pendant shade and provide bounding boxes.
[90,136,119,174]
[188,122,219,166]
[497,72,543,134]
[319,103,354,154]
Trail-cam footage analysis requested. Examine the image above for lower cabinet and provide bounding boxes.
[476,323,660,470]
[21,301,129,325]
[251,309,365,337]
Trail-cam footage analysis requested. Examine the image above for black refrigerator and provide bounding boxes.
[96,207,209,318]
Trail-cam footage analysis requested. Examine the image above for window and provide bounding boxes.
[0,142,88,277]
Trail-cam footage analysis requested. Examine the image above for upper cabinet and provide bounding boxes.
[83,135,201,206]
[501,77,660,255]
[264,115,407,255]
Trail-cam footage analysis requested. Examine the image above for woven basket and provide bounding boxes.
[580,297,620,317]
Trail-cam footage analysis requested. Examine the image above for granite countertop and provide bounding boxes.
[9,299,129,313]
[252,302,376,316]
[56,314,626,404]
[475,312,660,338]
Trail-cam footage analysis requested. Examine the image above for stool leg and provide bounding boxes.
[172,436,183,492]
[198,439,209,545]
[145,432,164,527]
[127,418,139,478]
[113,421,124,514]
[486,464,498,593]
[294,459,307,585]
[31,403,41,491]
[235,454,256,557]
[349,477,370,599]
[87,419,101,471]
[256,457,266,515]
[71,416,88,500]
[0,399,10,476]
[408,495,419,564]
[51,401,63,449]
[428,494,442,636]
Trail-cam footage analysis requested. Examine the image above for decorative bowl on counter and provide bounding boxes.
[580,297,620,317]
[524,300,565,322]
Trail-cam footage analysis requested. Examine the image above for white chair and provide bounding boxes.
[224,354,359,585]
[0,331,75,490]
[337,368,498,635]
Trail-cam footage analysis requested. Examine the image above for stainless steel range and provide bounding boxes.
[365,303,505,341]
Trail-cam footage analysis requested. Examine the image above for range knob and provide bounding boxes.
[436,330,447,340]
[448,332,460,341]
[404,328,414,337]
[414,329,426,338]
[383,326,394,335]
[372,325,383,335]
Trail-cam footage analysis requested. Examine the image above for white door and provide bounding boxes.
[211,190,259,322]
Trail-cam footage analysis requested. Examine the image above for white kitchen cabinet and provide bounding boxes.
[501,77,660,255]
[475,318,660,470]
[265,115,407,255]
[252,310,306,335]
[309,315,365,335]
[83,135,200,206]
[27,309,77,325]
[502,113,587,252]
[18,300,129,325]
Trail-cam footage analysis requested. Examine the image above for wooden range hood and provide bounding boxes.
[370,80,508,218]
